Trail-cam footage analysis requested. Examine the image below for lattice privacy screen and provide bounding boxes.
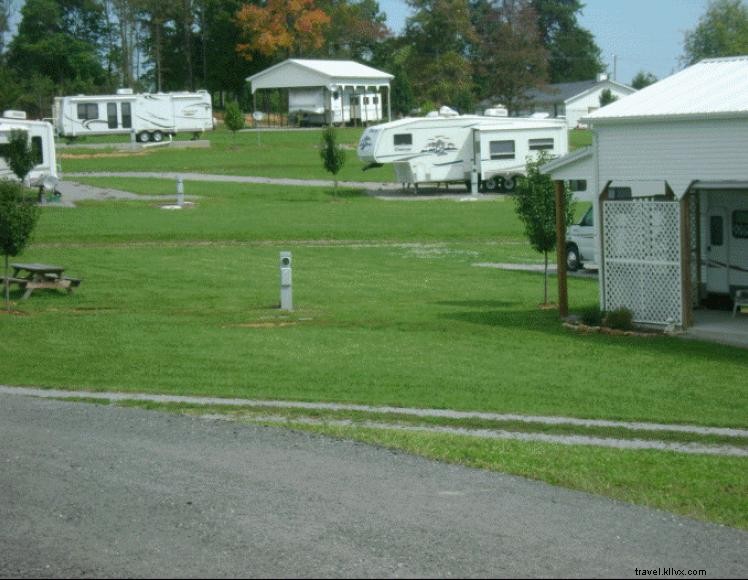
[603,200,682,325]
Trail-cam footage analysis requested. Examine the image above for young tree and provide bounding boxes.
[4,130,37,184]
[319,126,346,195]
[682,0,748,65]
[223,100,245,140]
[0,181,41,311]
[514,151,575,305]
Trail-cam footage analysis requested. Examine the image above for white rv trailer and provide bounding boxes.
[53,89,213,143]
[0,111,58,190]
[357,111,568,192]
[289,87,383,125]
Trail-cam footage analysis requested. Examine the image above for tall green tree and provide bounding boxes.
[682,0,748,65]
[0,181,41,312]
[531,0,603,82]
[403,0,475,109]
[514,151,575,305]
[7,0,107,103]
[323,0,390,61]
[471,0,548,114]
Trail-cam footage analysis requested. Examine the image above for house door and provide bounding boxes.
[706,207,729,293]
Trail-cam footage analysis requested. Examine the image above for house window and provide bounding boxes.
[77,103,99,120]
[394,133,412,147]
[568,179,587,192]
[489,140,515,160]
[710,216,724,246]
[121,103,132,129]
[732,210,748,239]
[107,103,118,129]
[529,138,554,151]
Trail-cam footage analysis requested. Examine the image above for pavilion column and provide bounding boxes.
[554,180,569,318]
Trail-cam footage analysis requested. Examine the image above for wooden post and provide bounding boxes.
[554,180,569,318]
[680,194,694,328]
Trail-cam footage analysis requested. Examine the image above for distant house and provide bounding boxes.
[514,75,636,129]
[246,59,393,126]
[543,57,748,330]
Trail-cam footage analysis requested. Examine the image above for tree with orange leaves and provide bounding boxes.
[235,0,331,61]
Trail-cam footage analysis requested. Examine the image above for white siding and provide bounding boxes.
[596,119,748,198]
[566,85,634,129]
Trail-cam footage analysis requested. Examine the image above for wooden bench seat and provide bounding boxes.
[0,276,28,287]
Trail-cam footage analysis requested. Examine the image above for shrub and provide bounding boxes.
[580,306,604,326]
[603,307,634,331]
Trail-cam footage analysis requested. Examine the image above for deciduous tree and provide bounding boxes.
[235,0,331,61]
[0,181,41,311]
[514,151,574,305]
[682,0,748,65]
[631,70,657,89]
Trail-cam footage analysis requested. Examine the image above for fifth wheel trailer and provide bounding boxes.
[53,89,213,142]
[357,111,567,192]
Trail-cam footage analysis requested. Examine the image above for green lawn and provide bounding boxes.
[1,141,745,529]
[58,127,395,183]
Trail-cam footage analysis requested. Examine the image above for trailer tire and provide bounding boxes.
[484,177,500,191]
[502,176,517,192]
[566,243,581,272]
[152,130,163,142]
[137,131,151,143]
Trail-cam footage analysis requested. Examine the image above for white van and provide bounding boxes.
[565,206,597,271]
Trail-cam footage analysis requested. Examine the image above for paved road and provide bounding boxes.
[1,393,746,578]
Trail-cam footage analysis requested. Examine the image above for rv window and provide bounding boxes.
[580,207,594,227]
[489,140,515,160]
[733,211,748,239]
[31,137,43,164]
[394,134,412,147]
[529,138,554,151]
[710,216,724,246]
[332,92,339,100]
[568,179,587,192]
[373,97,379,105]
[121,103,132,129]
[77,103,99,120]
[107,103,118,129]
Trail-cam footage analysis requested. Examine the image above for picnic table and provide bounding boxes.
[2,263,82,299]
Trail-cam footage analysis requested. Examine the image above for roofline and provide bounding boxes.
[563,80,635,104]
[540,146,593,174]
[585,111,748,124]
[247,59,394,84]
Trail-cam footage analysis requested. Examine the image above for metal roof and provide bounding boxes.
[247,59,393,92]
[586,56,748,123]
[523,79,634,106]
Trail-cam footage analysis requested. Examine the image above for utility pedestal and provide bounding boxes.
[280,251,293,311]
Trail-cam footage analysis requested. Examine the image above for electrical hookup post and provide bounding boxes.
[280,251,293,311]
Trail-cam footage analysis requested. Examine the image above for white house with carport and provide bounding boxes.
[247,59,394,126]
[543,56,748,330]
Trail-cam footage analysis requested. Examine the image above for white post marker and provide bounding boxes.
[280,251,293,311]
[176,176,184,207]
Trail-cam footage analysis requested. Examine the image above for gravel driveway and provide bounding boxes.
[1,392,746,578]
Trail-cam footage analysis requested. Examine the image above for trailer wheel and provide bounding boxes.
[137,131,151,143]
[502,176,517,192]
[484,177,500,191]
[566,244,581,272]
[152,130,163,142]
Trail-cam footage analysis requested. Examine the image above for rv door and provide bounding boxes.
[706,207,729,294]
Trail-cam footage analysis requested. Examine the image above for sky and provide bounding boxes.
[377,0,711,85]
